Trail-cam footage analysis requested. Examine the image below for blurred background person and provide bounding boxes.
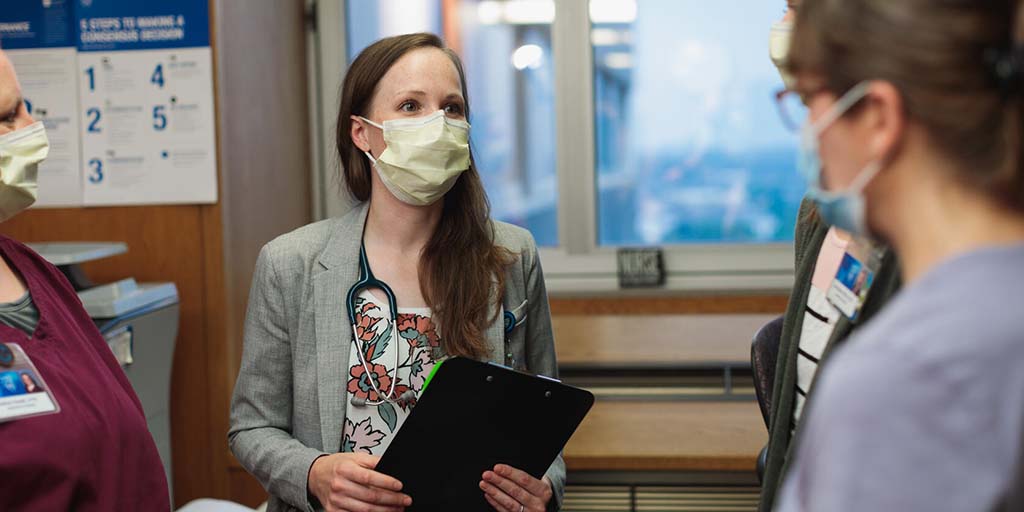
[758,1,901,509]
[777,0,1024,509]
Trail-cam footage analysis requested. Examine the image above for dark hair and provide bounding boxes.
[336,33,511,359]
[787,0,1024,211]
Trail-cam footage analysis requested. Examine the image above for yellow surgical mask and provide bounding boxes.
[770,20,796,90]
[0,121,48,222]
[361,110,471,206]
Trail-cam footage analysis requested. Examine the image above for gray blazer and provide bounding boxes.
[229,203,566,512]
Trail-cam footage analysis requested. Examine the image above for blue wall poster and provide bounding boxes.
[0,0,217,206]
[76,0,217,205]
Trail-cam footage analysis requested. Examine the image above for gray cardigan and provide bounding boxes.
[228,203,566,512]
[759,199,901,510]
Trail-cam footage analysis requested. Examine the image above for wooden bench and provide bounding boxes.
[564,400,767,473]
[551,314,775,477]
[554,314,778,368]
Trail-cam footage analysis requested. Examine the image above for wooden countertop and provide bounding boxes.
[563,400,768,472]
[553,314,778,368]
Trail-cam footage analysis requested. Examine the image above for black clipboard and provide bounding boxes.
[375,357,594,511]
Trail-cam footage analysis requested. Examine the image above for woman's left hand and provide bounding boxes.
[480,464,553,512]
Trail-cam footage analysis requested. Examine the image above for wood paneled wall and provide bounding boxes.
[209,0,312,505]
[1,0,310,507]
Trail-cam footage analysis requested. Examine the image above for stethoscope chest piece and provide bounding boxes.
[502,300,529,368]
[503,311,516,334]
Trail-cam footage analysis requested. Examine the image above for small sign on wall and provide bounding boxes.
[617,248,665,288]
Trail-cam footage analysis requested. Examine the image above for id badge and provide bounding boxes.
[826,237,883,321]
[0,343,61,423]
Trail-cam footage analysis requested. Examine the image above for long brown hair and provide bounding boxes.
[786,0,1024,211]
[336,33,511,359]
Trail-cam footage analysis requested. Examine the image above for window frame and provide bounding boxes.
[308,0,796,294]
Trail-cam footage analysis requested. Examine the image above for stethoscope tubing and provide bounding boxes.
[348,244,402,407]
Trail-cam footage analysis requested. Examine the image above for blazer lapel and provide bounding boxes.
[483,266,509,364]
[315,203,369,452]
[484,304,506,364]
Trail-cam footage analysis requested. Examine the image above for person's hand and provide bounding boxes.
[308,453,412,512]
[479,464,553,512]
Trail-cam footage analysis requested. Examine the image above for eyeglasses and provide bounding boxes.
[774,88,811,133]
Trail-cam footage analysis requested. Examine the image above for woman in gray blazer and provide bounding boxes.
[229,33,564,512]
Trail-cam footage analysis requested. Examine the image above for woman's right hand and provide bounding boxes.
[308,453,412,512]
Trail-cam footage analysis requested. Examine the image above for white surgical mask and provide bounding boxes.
[770,20,796,90]
[360,110,471,206]
[798,82,884,237]
[0,121,48,222]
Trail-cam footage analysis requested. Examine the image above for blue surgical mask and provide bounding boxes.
[798,81,884,236]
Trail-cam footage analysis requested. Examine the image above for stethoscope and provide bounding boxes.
[346,244,416,407]
[346,244,530,407]
[504,301,528,334]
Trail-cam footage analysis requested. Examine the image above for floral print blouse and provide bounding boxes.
[341,290,442,455]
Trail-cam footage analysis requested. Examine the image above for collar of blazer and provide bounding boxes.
[317,201,370,270]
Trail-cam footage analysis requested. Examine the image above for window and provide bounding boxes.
[592,0,802,245]
[312,0,797,292]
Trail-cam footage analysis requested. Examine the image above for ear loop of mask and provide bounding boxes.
[358,116,382,162]
[360,116,384,130]
[804,81,877,194]
[807,81,872,137]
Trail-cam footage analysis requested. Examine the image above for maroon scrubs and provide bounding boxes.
[0,236,169,511]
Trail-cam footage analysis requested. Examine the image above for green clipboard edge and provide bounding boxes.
[419,357,445,394]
